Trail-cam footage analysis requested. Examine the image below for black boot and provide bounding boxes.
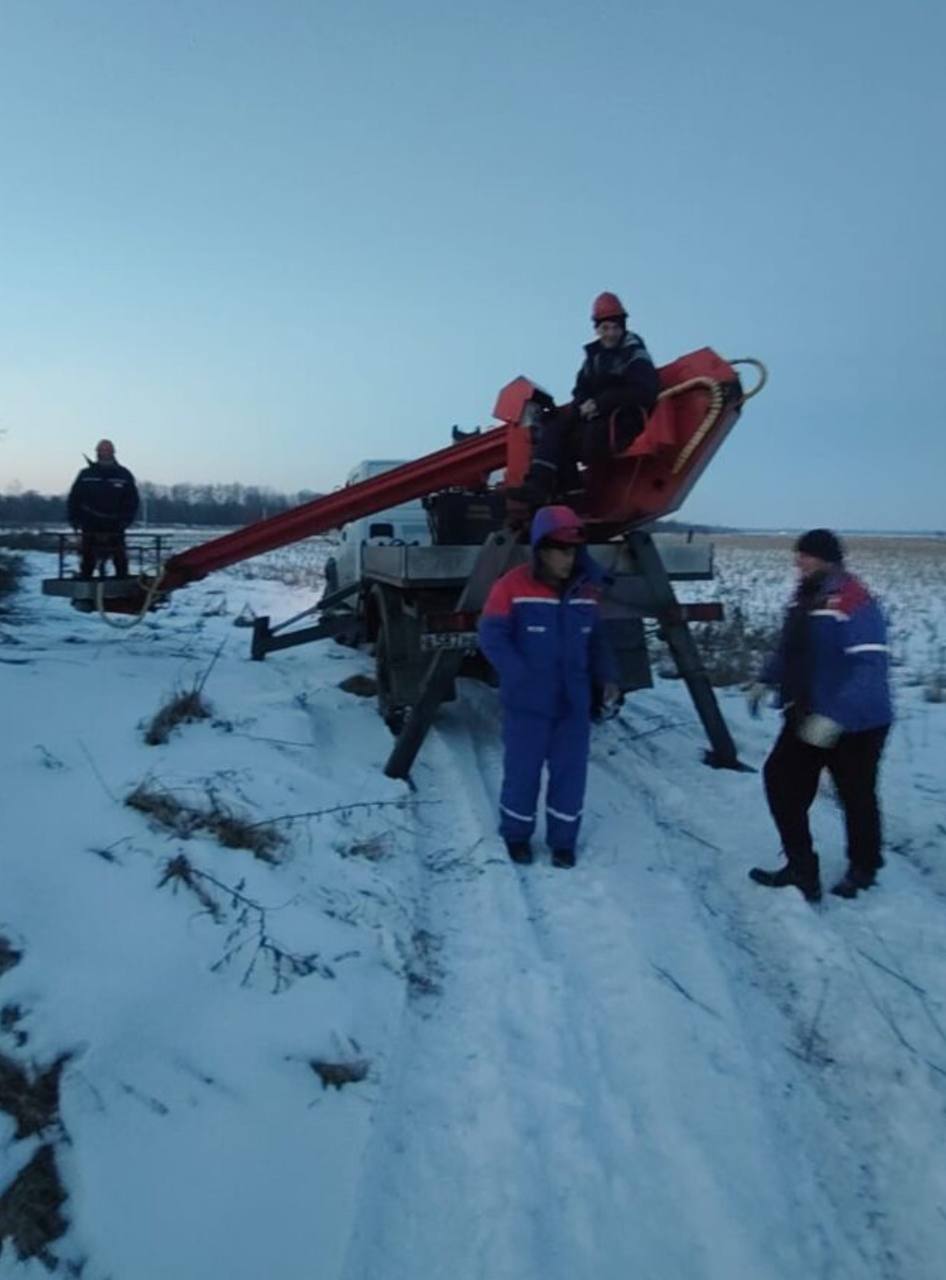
[558,458,583,499]
[551,848,576,869]
[505,840,533,865]
[830,867,879,899]
[749,858,821,903]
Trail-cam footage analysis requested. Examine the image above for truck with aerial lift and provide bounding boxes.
[43,347,766,779]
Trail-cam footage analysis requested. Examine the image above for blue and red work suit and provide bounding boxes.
[761,568,893,878]
[478,536,617,853]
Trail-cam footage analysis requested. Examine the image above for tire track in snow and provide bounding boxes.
[345,687,806,1280]
[463,699,818,1280]
[595,689,945,1280]
[340,681,944,1280]
[339,712,571,1280]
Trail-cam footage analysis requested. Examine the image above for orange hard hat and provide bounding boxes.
[591,291,627,323]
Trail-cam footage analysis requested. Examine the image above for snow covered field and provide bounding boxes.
[1,534,945,1279]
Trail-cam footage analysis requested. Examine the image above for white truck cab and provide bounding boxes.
[330,460,432,594]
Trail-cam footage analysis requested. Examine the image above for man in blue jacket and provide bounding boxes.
[478,505,619,868]
[748,529,893,902]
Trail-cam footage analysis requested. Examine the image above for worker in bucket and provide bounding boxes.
[747,529,893,902]
[514,292,660,507]
[67,439,140,578]
[478,505,619,868]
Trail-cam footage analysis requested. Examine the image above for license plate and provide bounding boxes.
[420,631,480,652]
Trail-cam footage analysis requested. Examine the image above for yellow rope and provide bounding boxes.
[94,567,169,630]
[662,356,768,477]
[659,376,725,476]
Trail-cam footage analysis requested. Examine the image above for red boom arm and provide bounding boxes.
[162,424,510,589]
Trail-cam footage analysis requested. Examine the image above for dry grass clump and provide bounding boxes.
[336,833,390,861]
[0,1049,71,1266]
[0,554,23,611]
[125,783,190,831]
[652,605,779,688]
[694,607,780,686]
[309,1057,370,1090]
[0,938,22,979]
[211,807,282,859]
[0,1053,70,1141]
[143,686,213,745]
[125,782,283,862]
[0,1005,28,1049]
[0,1144,69,1267]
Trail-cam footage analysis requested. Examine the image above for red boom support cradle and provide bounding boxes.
[498,347,745,531]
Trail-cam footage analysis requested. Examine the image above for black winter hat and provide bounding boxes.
[795,528,844,564]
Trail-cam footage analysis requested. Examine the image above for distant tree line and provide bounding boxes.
[1,483,737,534]
[0,482,323,527]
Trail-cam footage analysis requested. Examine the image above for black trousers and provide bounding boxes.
[80,529,129,578]
[763,715,889,875]
[527,400,646,495]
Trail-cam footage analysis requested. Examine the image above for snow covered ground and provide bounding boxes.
[1,537,945,1279]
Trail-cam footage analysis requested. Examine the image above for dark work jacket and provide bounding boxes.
[762,569,893,731]
[572,331,659,418]
[67,462,139,531]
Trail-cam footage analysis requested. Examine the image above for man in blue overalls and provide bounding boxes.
[478,505,618,868]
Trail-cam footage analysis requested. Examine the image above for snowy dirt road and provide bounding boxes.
[2,548,945,1280]
[337,678,946,1280]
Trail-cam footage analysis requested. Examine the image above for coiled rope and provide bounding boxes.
[94,567,168,629]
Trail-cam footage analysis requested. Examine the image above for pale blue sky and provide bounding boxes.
[1,0,943,528]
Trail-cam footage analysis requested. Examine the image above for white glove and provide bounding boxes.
[746,682,769,718]
[797,714,843,749]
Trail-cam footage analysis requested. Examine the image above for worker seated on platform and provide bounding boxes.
[67,439,140,579]
[515,291,659,506]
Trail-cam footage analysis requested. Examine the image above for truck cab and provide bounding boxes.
[328,460,432,595]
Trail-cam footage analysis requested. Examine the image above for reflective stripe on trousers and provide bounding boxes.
[499,707,591,851]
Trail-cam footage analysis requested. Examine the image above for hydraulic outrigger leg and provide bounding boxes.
[626,531,746,770]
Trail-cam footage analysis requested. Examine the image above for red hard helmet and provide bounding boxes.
[591,291,627,324]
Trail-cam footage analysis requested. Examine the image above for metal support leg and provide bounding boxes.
[251,613,357,660]
[627,531,746,770]
[251,616,273,661]
[384,529,522,780]
[250,582,362,660]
